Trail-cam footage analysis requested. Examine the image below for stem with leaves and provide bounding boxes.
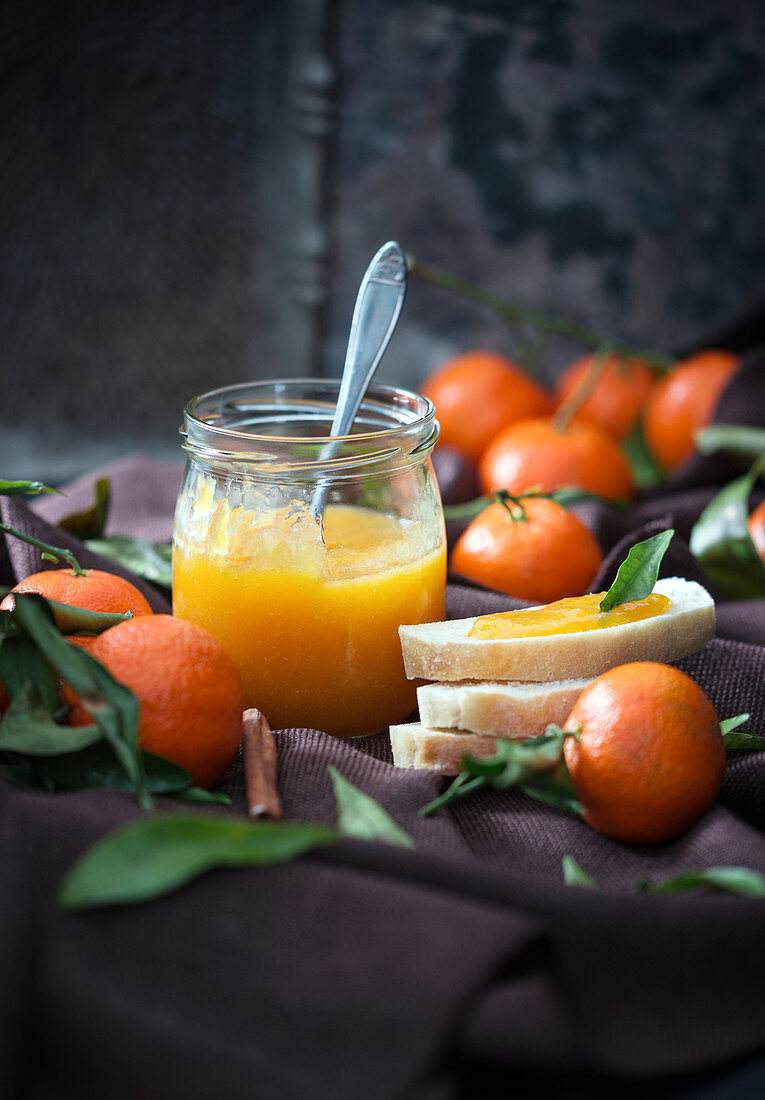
[0,521,85,576]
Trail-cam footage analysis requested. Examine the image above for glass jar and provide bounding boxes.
[172,379,446,737]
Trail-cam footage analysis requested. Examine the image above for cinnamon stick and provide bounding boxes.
[242,708,283,820]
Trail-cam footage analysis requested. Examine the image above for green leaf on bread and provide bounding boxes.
[599,528,675,612]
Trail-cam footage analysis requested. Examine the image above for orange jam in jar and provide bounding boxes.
[468,592,672,640]
[172,380,446,737]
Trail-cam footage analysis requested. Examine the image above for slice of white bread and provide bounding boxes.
[416,678,592,736]
[399,577,715,683]
[389,724,501,774]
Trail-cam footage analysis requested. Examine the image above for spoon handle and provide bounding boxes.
[330,241,407,437]
[314,241,407,516]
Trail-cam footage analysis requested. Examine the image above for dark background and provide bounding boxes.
[2,0,765,480]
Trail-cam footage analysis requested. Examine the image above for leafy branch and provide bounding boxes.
[0,477,86,575]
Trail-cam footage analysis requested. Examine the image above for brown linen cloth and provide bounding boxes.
[2,356,765,1099]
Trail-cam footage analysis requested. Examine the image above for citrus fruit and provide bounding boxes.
[420,351,553,463]
[563,662,725,844]
[747,498,765,564]
[643,349,740,473]
[2,568,153,618]
[71,615,244,788]
[450,496,602,602]
[554,353,655,440]
[478,417,633,501]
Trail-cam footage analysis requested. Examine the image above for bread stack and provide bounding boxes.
[391,577,716,774]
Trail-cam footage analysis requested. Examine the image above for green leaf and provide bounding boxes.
[689,456,765,599]
[562,855,598,889]
[622,419,666,489]
[723,731,765,752]
[720,713,750,736]
[0,761,55,790]
[328,766,414,848]
[696,424,765,464]
[46,599,133,636]
[599,528,674,612]
[0,683,102,755]
[0,634,60,712]
[520,776,585,814]
[8,593,148,807]
[420,729,568,817]
[31,744,191,793]
[0,479,61,497]
[640,867,765,899]
[58,478,111,539]
[720,713,764,750]
[85,537,173,589]
[3,591,133,636]
[443,496,493,523]
[547,487,622,510]
[57,813,337,910]
[173,786,232,805]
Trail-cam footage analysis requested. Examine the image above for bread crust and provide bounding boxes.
[417,678,592,736]
[389,724,499,773]
[399,578,715,683]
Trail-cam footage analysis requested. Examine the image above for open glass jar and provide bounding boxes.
[172,379,446,737]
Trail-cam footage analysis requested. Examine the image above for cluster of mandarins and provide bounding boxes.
[423,348,749,603]
[1,570,244,789]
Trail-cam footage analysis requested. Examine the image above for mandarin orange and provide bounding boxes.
[450,496,602,603]
[421,351,552,463]
[71,615,244,788]
[563,662,725,844]
[478,417,633,501]
[643,349,739,472]
[2,568,153,618]
[554,353,655,440]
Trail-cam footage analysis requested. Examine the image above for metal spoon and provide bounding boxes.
[312,240,407,518]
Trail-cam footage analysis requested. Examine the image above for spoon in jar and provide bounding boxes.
[312,240,408,520]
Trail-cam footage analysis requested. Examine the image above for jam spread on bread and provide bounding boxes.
[468,592,672,640]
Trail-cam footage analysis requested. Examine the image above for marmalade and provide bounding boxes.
[173,498,445,737]
[468,591,671,640]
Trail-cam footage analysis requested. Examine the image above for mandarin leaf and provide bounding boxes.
[640,867,765,899]
[689,456,765,599]
[0,479,61,497]
[58,478,111,539]
[85,537,173,589]
[329,766,414,848]
[0,683,102,755]
[57,814,337,910]
[562,855,598,889]
[599,529,674,612]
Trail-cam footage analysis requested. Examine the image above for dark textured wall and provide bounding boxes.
[2,0,765,479]
[326,0,765,386]
[0,1,266,477]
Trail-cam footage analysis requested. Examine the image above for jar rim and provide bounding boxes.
[181,378,437,456]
